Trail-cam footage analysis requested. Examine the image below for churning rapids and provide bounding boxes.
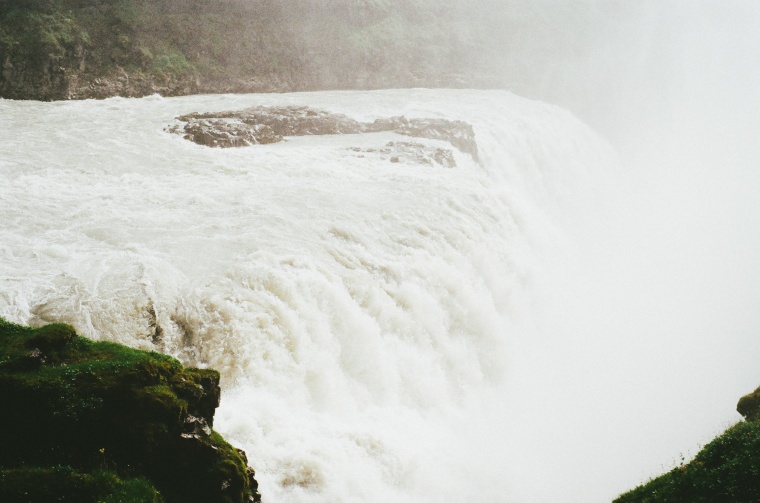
[0,87,737,502]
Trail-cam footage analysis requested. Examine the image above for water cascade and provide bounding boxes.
[0,89,621,501]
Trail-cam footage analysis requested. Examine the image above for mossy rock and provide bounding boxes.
[737,386,760,422]
[0,466,162,503]
[25,322,77,352]
[0,318,260,503]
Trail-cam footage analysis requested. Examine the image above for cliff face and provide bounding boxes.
[0,7,82,100]
[0,10,202,101]
[0,0,489,101]
[0,318,261,503]
[0,46,72,100]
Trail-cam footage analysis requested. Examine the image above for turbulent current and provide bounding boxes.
[1,89,619,501]
[5,86,747,502]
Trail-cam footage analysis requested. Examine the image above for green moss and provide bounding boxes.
[0,0,488,99]
[152,48,195,78]
[26,322,77,351]
[615,421,760,502]
[738,386,760,421]
[0,317,259,503]
[0,466,162,503]
[0,7,88,59]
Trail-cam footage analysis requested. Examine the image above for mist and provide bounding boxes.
[172,2,760,499]
[465,1,760,500]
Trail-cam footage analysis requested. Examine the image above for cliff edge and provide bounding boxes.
[0,317,261,503]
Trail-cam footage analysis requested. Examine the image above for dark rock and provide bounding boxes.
[171,106,478,161]
[365,115,479,160]
[0,465,162,502]
[395,118,479,161]
[0,317,261,503]
[183,415,212,437]
[235,106,365,136]
[66,72,200,101]
[738,385,760,421]
[176,106,365,148]
[181,118,282,148]
[184,368,222,426]
[236,449,262,503]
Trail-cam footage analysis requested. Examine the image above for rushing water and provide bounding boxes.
[0,89,622,501]
[2,84,759,503]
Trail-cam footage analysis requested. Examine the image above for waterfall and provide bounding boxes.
[3,2,760,502]
[0,89,619,501]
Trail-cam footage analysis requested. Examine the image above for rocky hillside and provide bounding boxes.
[0,317,261,503]
[0,0,490,100]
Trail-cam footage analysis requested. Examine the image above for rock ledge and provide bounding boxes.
[169,105,479,161]
[0,318,261,503]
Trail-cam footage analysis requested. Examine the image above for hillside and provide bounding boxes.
[614,386,760,502]
[0,0,488,100]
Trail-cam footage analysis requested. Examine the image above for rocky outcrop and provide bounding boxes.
[66,72,198,101]
[177,106,365,138]
[178,119,282,148]
[390,118,479,162]
[65,73,294,101]
[0,49,292,101]
[0,49,78,101]
[0,318,261,503]
[737,385,760,421]
[349,141,457,168]
[170,105,479,161]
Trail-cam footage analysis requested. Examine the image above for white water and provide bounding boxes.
[3,0,760,501]
[0,89,627,501]
[3,17,760,494]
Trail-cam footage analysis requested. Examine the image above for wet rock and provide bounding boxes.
[349,141,457,168]
[183,415,212,437]
[237,105,365,136]
[181,119,281,148]
[396,118,479,161]
[170,105,478,160]
[0,318,261,503]
[366,115,479,160]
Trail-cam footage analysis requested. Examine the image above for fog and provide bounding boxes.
[239,1,760,499]
[468,1,760,500]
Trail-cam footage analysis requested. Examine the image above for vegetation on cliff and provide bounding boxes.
[614,386,760,503]
[0,0,488,100]
[0,317,260,503]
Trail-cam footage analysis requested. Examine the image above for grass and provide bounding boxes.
[614,419,760,502]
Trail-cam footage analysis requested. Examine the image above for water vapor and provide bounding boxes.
[478,1,760,500]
